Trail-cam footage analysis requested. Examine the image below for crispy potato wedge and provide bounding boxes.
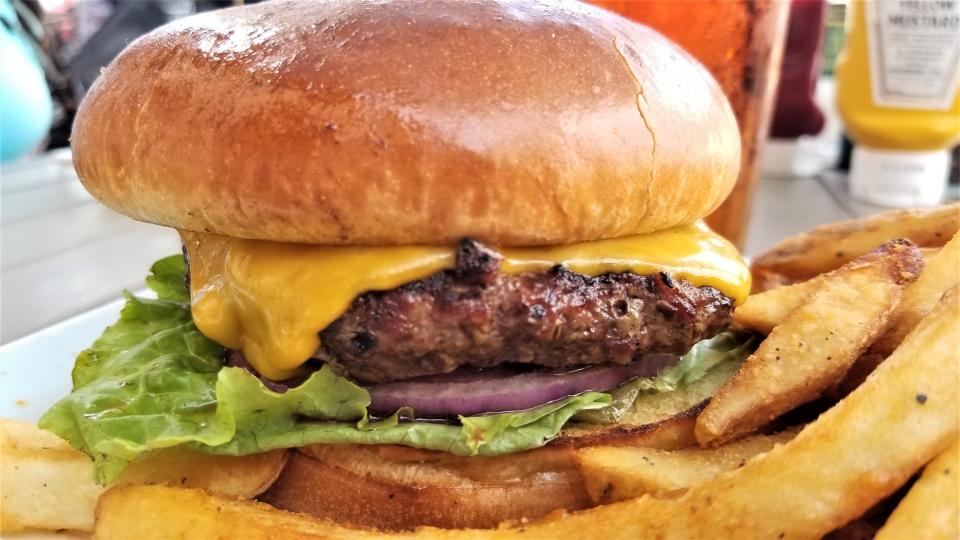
[919,246,943,260]
[734,270,821,334]
[1,417,105,532]
[830,351,885,399]
[0,418,287,532]
[750,246,941,295]
[835,232,960,396]
[94,288,959,540]
[824,519,881,540]
[743,235,958,397]
[576,428,797,504]
[95,484,381,540]
[751,203,958,281]
[868,231,960,357]
[876,438,959,540]
[698,240,922,445]
[735,239,927,334]
[749,267,796,294]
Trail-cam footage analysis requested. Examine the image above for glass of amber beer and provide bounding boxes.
[587,0,790,248]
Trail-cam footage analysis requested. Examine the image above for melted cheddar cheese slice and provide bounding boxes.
[181,223,750,380]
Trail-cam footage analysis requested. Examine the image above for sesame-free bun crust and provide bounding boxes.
[72,0,739,246]
[261,409,699,530]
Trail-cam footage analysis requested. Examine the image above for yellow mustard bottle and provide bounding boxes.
[835,0,960,207]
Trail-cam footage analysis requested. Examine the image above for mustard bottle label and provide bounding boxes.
[865,1,960,110]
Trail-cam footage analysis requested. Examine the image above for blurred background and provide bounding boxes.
[1,0,958,342]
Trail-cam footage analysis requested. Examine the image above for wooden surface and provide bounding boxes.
[0,148,896,344]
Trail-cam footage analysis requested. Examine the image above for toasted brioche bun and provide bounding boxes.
[261,444,591,531]
[260,406,701,530]
[72,0,739,246]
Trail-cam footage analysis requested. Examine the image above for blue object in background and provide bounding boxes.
[0,0,53,163]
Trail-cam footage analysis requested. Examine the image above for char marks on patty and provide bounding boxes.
[316,239,733,384]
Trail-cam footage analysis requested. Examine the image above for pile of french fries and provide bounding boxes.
[2,204,958,539]
[0,417,288,532]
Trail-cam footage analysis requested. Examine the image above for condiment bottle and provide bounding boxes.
[835,0,960,207]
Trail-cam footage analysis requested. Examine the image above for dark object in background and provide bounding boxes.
[66,1,171,99]
[949,146,959,199]
[36,0,262,149]
[69,0,263,98]
[837,135,853,172]
[8,0,68,149]
[769,0,826,138]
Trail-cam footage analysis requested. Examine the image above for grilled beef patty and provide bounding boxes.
[315,239,734,383]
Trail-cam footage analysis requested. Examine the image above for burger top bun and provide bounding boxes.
[72,0,740,246]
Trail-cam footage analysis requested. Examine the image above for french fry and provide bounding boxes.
[734,239,929,334]
[751,203,958,281]
[741,237,955,340]
[93,288,960,540]
[0,418,287,532]
[697,240,922,445]
[834,232,960,397]
[868,231,960,357]
[749,245,935,295]
[94,484,380,540]
[749,267,795,294]
[825,519,881,540]
[918,246,942,260]
[576,429,797,504]
[1,418,104,532]
[876,438,959,540]
[752,246,939,295]
[742,235,958,398]
[734,270,821,334]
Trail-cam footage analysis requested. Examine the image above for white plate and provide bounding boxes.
[0,298,127,422]
[0,297,132,540]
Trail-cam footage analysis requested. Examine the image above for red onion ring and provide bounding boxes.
[368,354,678,418]
[226,349,678,418]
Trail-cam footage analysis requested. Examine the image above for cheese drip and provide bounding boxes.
[181,223,750,380]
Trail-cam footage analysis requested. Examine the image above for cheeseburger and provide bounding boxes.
[41,0,751,530]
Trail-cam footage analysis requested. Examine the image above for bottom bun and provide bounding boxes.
[260,443,590,530]
[260,404,703,530]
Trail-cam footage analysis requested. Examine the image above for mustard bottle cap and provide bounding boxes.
[849,146,950,207]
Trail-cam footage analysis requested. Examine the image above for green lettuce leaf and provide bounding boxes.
[203,369,609,457]
[144,254,190,303]
[38,256,610,483]
[40,257,232,482]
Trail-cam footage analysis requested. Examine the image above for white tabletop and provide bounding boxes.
[1,149,181,343]
[0,148,901,344]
